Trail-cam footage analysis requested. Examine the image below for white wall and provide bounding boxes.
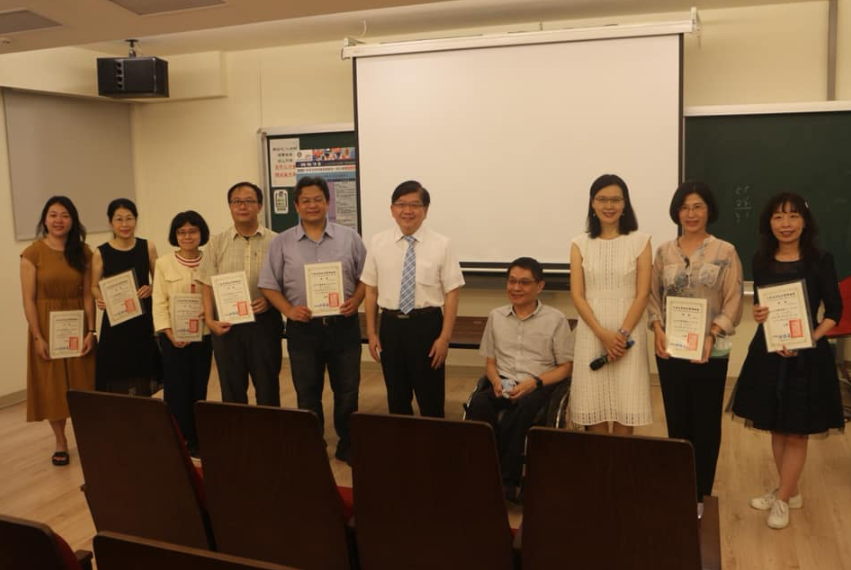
[1,1,848,399]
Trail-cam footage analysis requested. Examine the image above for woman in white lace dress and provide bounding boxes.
[569,174,652,434]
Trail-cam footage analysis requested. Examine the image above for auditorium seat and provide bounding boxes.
[350,413,515,570]
[67,389,214,550]
[520,428,721,570]
[0,513,93,570]
[94,531,299,570]
[195,402,354,570]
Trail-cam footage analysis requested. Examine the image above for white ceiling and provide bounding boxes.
[0,0,822,56]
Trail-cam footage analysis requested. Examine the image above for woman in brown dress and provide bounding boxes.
[20,196,96,466]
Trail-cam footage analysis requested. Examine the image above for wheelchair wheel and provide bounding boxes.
[544,378,584,431]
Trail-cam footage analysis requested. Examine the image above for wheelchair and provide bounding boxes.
[462,374,583,430]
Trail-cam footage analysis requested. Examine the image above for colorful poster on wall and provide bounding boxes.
[269,138,299,187]
[295,147,358,231]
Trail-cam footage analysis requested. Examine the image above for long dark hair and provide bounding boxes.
[585,174,639,238]
[756,192,819,270]
[37,196,87,273]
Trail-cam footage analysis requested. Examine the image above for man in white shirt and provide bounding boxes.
[361,180,465,417]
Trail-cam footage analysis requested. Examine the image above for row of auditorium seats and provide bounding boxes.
[28,390,720,570]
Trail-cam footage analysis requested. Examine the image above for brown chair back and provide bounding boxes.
[350,413,514,570]
[67,390,212,549]
[0,514,84,569]
[195,401,350,570]
[522,428,711,570]
[94,532,299,570]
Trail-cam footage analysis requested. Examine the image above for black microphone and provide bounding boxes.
[590,339,635,370]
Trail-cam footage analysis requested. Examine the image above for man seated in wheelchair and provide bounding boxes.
[465,256,574,502]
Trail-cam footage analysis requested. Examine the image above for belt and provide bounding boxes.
[291,314,354,327]
[381,307,442,319]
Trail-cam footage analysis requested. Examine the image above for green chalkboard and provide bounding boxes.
[685,111,851,280]
[263,128,357,233]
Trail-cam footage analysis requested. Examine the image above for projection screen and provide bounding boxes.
[352,31,683,268]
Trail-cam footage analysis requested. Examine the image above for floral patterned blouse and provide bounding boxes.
[648,235,744,356]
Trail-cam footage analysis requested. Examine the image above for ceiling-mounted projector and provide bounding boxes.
[98,39,169,99]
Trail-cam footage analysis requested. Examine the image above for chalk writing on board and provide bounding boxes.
[734,185,752,225]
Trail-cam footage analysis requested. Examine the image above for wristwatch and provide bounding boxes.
[532,375,544,390]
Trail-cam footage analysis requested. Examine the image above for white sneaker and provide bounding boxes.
[750,488,803,510]
[767,499,790,529]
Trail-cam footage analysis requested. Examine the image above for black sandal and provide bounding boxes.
[51,451,70,466]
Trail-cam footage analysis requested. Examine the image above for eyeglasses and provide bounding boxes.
[392,202,425,210]
[176,229,200,237]
[230,199,258,207]
[507,278,537,287]
[593,196,624,205]
[298,197,326,206]
[679,203,707,214]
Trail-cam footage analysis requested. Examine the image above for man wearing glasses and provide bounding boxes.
[259,176,367,464]
[465,257,574,502]
[197,181,282,406]
[361,180,464,418]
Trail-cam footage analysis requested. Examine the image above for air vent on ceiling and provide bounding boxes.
[106,0,225,16]
[0,9,60,34]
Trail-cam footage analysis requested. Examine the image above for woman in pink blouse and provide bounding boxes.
[648,181,744,506]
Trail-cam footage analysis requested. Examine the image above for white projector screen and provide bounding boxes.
[354,33,682,267]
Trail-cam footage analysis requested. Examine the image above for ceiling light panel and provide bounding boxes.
[106,0,226,16]
[0,9,60,34]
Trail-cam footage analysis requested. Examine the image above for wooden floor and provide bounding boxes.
[1,362,850,569]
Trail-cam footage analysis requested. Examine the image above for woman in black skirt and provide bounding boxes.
[730,192,844,530]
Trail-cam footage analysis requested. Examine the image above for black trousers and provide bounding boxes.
[286,315,361,453]
[656,356,729,500]
[211,309,283,406]
[466,377,555,486]
[160,335,213,448]
[379,309,445,417]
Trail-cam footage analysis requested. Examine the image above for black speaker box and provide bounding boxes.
[97,57,169,98]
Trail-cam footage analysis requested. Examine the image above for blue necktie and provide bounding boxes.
[399,235,416,314]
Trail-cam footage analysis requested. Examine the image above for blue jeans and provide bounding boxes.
[286,315,361,453]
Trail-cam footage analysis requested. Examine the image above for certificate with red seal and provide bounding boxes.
[49,310,84,359]
[99,270,143,326]
[211,271,256,325]
[305,261,345,317]
[170,293,204,342]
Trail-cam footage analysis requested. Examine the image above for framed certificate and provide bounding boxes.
[170,293,204,342]
[99,270,143,326]
[757,279,815,352]
[665,296,708,360]
[211,271,255,325]
[49,310,84,359]
[304,261,345,317]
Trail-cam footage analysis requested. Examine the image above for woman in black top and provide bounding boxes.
[731,192,844,530]
[92,198,163,395]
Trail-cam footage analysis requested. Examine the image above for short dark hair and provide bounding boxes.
[585,174,639,238]
[507,256,544,282]
[294,176,330,202]
[668,181,719,226]
[757,192,819,270]
[37,196,87,273]
[107,198,138,220]
[227,181,263,205]
[168,210,210,247]
[391,180,430,207]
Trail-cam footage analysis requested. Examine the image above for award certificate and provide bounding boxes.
[665,296,708,360]
[304,261,345,317]
[758,279,815,352]
[211,271,255,325]
[171,293,204,342]
[99,270,143,326]
[49,310,84,359]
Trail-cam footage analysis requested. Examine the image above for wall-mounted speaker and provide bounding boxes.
[97,57,169,98]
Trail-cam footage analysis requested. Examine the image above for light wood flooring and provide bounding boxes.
[1,362,850,569]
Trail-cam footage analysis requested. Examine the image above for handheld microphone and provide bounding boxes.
[590,339,635,370]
